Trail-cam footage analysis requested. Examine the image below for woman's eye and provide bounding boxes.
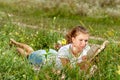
[79,39,83,41]
[85,40,88,42]
[79,39,88,42]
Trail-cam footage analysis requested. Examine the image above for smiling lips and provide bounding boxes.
[79,46,85,49]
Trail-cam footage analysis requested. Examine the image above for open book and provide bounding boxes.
[78,40,109,70]
[87,40,109,62]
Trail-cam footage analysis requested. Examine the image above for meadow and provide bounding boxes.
[0,0,120,80]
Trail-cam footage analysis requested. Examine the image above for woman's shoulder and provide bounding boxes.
[58,44,71,51]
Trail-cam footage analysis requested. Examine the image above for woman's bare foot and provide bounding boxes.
[10,38,17,45]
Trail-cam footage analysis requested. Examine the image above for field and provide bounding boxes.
[0,0,120,80]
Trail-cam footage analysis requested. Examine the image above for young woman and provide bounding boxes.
[10,26,90,68]
[10,26,108,70]
[56,26,90,70]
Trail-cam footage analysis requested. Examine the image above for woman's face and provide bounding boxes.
[72,33,89,51]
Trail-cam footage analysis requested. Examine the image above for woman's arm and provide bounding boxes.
[59,58,70,66]
[77,55,89,71]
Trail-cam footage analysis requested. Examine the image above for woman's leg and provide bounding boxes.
[16,47,28,56]
[10,38,34,56]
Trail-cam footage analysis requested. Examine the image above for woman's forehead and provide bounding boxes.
[76,32,89,36]
[75,33,89,39]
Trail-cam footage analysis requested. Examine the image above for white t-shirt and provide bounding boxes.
[56,44,90,69]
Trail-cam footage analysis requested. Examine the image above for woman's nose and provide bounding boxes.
[81,40,86,46]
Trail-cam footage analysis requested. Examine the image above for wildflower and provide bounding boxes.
[53,16,56,21]
[13,57,17,62]
[22,74,26,79]
[2,52,5,55]
[55,38,66,50]
[53,16,56,23]
[61,73,65,80]
[15,32,19,35]
[9,32,12,35]
[57,70,61,75]
[61,39,66,45]
[57,40,62,44]
[116,65,120,75]
[36,31,39,34]
[107,30,114,37]
[31,34,34,37]
[31,43,34,46]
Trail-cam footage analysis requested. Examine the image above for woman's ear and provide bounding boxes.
[71,37,75,43]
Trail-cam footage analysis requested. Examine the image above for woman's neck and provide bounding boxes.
[70,45,82,57]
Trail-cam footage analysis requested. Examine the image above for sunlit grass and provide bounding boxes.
[0,0,120,79]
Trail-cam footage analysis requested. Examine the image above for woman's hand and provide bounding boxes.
[82,55,87,61]
[77,55,89,71]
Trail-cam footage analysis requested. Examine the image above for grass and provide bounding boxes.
[0,0,120,80]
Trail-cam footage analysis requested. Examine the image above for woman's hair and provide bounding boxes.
[66,26,89,44]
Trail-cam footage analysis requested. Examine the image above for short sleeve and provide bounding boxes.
[55,44,70,69]
[57,46,70,59]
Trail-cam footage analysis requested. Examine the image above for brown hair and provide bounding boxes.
[65,26,89,44]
